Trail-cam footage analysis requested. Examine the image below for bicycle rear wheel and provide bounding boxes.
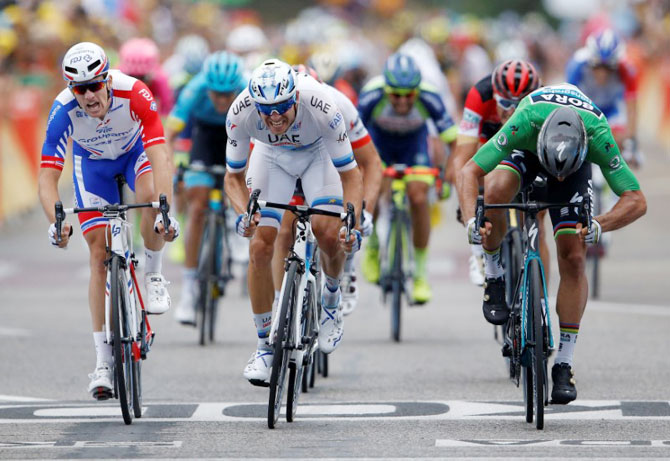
[208,219,226,343]
[529,260,546,430]
[268,260,299,429]
[131,293,143,418]
[111,256,133,425]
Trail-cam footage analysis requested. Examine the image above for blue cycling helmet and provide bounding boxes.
[586,28,624,67]
[203,51,245,92]
[383,53,421,90]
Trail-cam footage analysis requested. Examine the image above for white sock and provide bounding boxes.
[471,244,483,257]
[253,312,272,343]
[483,247,504,279]
[343,252,355,274]
[323,274,340,308]
[93,331,112,368]
[555,322,579,366]
[144,248,163,274]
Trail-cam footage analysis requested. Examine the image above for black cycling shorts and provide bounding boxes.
[190,120,227,167]
[497,149,593,238]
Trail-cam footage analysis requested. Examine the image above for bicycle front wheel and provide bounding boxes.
[268,260,299,428]
[111,256,133,425]
[529,259,546,430]
[197,215,216,346]
[390,219,404,342]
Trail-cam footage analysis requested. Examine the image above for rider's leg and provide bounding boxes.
[272,212,294,293]
[406,179,433,303]
[538,210,551,283]
[482,168,520,275]
[249,226,278,317]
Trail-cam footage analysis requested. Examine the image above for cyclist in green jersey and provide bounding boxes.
[457,83,646,404]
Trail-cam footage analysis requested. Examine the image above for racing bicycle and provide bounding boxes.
[53,192,166,425]
[475,191,590,430]
[246,189,355,428]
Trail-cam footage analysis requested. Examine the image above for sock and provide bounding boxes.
[414,247,428,280]
[344,252,355,274]
[93,331,112,368]
[555,322,579,366]
[483,247,504,279]
[144,248,163,274]
[253,312,272,350]
[471,243,483,258]
[323,274,340,308]
[273,290,280,309]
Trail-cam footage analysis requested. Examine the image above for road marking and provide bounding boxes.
[0,395,51,402]
[436,439,670,447]
[34,406,147,417]
[0,441,182,449]
[0,400,668,424]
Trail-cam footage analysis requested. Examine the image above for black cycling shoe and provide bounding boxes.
[551,363,577,404]
[482,277,509,325]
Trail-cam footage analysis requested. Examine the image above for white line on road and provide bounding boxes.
[436,439,670,447]
[0,395,52,403]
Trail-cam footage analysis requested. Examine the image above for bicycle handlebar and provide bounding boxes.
[475,194,592,230]
[54,194,170,240]
[245,188,356,233]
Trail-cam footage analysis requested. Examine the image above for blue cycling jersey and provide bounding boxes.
[169,72,229,127]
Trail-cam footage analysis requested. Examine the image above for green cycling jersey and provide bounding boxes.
[472,83,640,196]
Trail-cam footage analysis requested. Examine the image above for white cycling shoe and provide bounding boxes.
[319,291,344,354]
[243,345,273,387]
[468,254,485,287]
[88,363,113,400]
[174,281,197,325]
[145,273,171,314]
[340,271,358,316]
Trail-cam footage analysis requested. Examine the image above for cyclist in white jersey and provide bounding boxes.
[270,65,382,316]
[38,42,179,399]
[224,59,364,386]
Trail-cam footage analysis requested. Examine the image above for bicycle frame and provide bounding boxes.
[270,214,319,369]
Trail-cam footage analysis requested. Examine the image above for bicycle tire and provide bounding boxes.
[132,283,143,418]
[111,256,133,425]
[288,277,314,417]
[268,260,299,429]
[390,218,403,342]
[529,259,546,430]
[208,219,226,343]
[300,279,316,394]
[197,215,216,346]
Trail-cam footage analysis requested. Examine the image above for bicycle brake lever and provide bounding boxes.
[475,195,485,230]
[55,201,65,244]
[159,194,170,235]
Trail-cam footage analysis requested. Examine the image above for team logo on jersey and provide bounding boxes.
[530,92,603,118]
[150,101,157,112]
[329,112,343,130]
[497,133,508,146]
[337,132,348,143]
[310,96,331,114]
[609,155,622,170]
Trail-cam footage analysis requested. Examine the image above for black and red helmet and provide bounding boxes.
[491,59,541,101]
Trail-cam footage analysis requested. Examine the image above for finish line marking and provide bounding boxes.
[0,400,669,423]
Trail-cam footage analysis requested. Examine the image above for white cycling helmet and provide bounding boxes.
[62,42,109,83]
[248,59,296,105]
[175,34,210,75]
[226,25,267,55]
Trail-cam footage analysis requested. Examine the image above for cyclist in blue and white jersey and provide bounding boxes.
[165,51,247,325]
[38,42,179,399]
[224,59,364,386]
[566,28,641,166]
[358,53,457,304]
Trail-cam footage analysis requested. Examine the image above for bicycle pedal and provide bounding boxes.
[502,343,512,357]
[248,378,270,388]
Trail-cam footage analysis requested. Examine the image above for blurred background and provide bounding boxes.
[0,0,668,224]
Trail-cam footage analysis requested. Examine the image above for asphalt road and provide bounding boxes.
[0,142,669,460]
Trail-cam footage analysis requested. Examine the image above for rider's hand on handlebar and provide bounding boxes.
[466,217,490,245]
[236,212,260,238]
[154,214,180,241]
[339,227,362,254]
[360,209,374,237]
[576,219,602,244]
[48,222,72,249]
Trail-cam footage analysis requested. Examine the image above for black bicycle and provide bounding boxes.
[476,192,590,430]
[246,190,355,428]
[54,189,165,424]
[179,164,234,345]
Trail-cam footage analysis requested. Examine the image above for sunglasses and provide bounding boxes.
[494,93,519,111]
[255,96,296,116]
[70,79,108,95]
[385,86,417,98]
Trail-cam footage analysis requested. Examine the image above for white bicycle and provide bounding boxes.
[246,189,356,429]
[54,194,168,425]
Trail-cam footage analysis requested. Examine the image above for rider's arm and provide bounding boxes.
[620,61,639,140]
[38,97,71,222]
[164,74,202,146]
[588,125,646,232]
[352,140,382,213]
[224,94,253,214]
[453,83,489,185]
[458,108,531,223]
[130,80,172,202]
[419,86,458,172]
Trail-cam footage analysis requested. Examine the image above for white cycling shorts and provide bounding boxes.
[246,141,343,228]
